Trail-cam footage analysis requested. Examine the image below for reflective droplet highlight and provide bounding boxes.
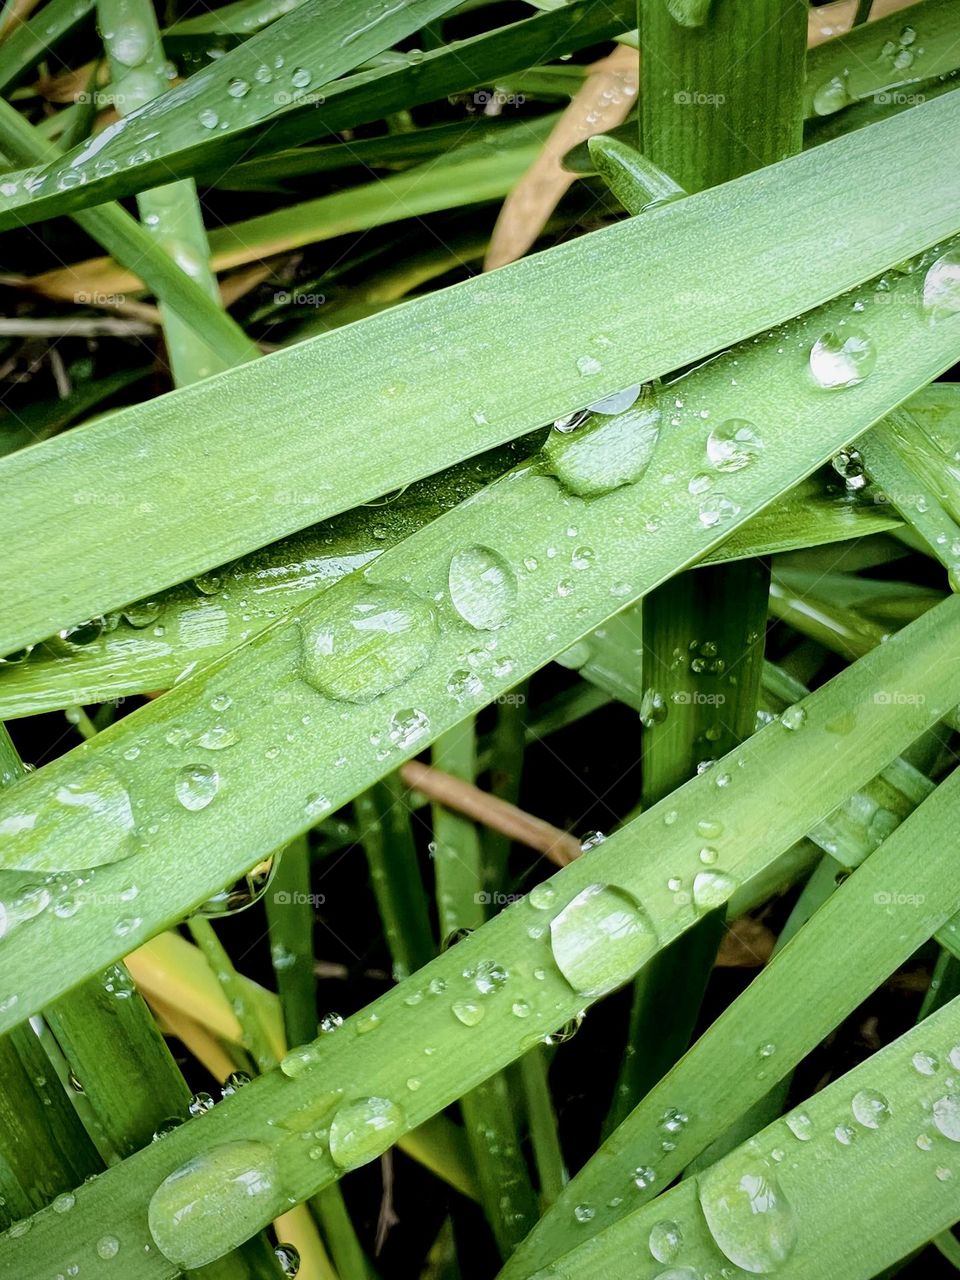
[175,764,220,812]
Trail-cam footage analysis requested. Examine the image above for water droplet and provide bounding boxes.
[196,725,238,751]
[913,1050,940,1076]
[227,77,250,98]
[472,960,508,994]
[300,582,438,703]
[452,999,485,1026]
[706,419,764,472]
[549,883,658,997]
[785,1112,812,1141]
[388,708,431,750]
[851,1088,890,1129]
[580,830,606,852]
[922,249,960,320]
[188,1092,215,1117]
[529,882,557,910]
[933,1094,960,1141]
[291,67,311,88]
[809,329,877,389]
[198,108,219,129]
[275,1242,301,1277]
[541,391,661,497]
[649,1218,683,1262]
[447,668,483,701]
[812,74,850,115]
[697,494,741,530]
[53,1193,76,1214]
[632,1165,656,1190]
[328,1097,404,1170]
[196,856,275,917]
[448,546,517,630]
[698,1141,798,1274]
[174,764,220,812]
[123,598,163,628]
[148,1142,286,1269]
[221,1071,252,1097]
[96,1236,120,1259]
[574,1203,595,1222]
[590,384,641,415]
[779,705,807,731]
[692,869,736,910]
[576,355,602,377]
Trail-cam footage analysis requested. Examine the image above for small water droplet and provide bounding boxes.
[692,869,736,910]
[779,705,807,731]
[649,1219,683,1262]
[851,1088,890,1129]
[706,419,764,472]
[174,764,220,812]
[913,1050,940,1076]
[812,73,850,115]
[922,249,960,320]
[933,1094,960,1141]
[452,999,485,1026]
[785,1112,812,1141]
[96,1236,120,1260]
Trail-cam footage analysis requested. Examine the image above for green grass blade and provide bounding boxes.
[0,0,95,92]
[3,595,960,1274]
[510,985,960,1279]
[505,762,960,1273]
[0,459,897,719]
[0,0,468,217]
[264,837,318,1051]
[98,0,237,384]
[0,0,634,221]
[638,0,805,191]
[431,722,541,1256]
[1,97,958,655]
[805,0,960,121]
[2,228,960,1020]
[0,99,258,370]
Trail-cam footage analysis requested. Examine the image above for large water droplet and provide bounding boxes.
[698,1141,798,1274]
[0,762,138,872]
[809,329,877,389]
[448,546,517,630]
[175,764,220,811]
[300,582,438,703]
[328,1097,404,1170]
[933,1094,960,1142]
[148,1142,286,1269]
[541,391,661,497]
[922,250,960,320]
[549,883,657,997]
[706,419,764,472]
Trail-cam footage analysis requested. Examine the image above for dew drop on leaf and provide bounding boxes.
[174,763,220,811]
[809,329,877,389]
[698,1140,798,1274]
[448,546,518,630]
[148,1141,287,1269]
[300,582,438,703]
[922,249,960,320]
[549,883,658,997]
[328,1097,404,1170]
